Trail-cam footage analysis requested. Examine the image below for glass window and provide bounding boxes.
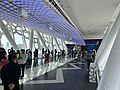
[12,23,17,26]
[12,25,15,29]
[16,27,21,30]
[2,20,7,25]
[14,33,23,49]
[34,43,38,49]
[1,35,12,50]
[25,38,29,49]
[24,32,29,38]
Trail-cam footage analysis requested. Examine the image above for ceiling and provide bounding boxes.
[0,0,120,45]
[0,0,85,45]
[56,0,120,39]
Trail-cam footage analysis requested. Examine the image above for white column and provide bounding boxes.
[54,37,61,50]
[36,31,48,49]
[37,39,42,49]
[0,20,19,50]
[21,27,27,49]
[29,29,34,51]
[0,32,2,47]
[95,23,112,63]
[95,12,120,73]
[97,28,120,90]
[51,36,54,50]
[9,22,15,40]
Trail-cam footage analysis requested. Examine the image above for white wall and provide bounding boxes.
[97,28,120,90]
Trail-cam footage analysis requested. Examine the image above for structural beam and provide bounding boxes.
[36,31,48,49]
[29,29,34,51]
[0,20,19,50]
[54,37,61,50]
[9,22,15,40]
[21,27,27,49]
[51,36,54,50]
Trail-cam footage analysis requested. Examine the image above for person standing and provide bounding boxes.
[19,49,27,78]
[33,49,38,66]
[1,55,21,90]
[28,50,32,67]
[85,51,92,71]
[54,49,57,60]
[0,47,6,62]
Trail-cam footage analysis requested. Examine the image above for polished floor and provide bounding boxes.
[0,57,97,90]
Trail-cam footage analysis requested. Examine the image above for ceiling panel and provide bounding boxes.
[0,0,85,44]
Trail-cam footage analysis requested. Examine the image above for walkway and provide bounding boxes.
[20,58,97,90]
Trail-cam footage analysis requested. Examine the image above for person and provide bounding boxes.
[16,50,20,64]
[27,50,32,67]
[33,49,38,66]
[51,50,54,61]
[1,55,21,90]
[91,50,96,62]
[0,56,7,70]
[54,49,57,60]
[57,52,61,61]
[42,48,44,57]
[85,51,92,71]
[44,49,50,63]
[19,49,27,78]
[0,56,8,77]
[0,47,6,62]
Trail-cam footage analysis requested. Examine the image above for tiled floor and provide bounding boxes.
[19,57,73,84]
[0,57,97,90]
[21,57,97,90]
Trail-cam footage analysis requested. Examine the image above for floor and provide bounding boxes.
[20,57,97,90]
[0,56,97,90]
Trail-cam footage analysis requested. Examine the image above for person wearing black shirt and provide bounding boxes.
[1,55,21,90]
[33,49,38,66]
[0,47,6,62]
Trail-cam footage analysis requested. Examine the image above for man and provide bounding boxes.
[1,55,21,90]
[85,51,92,71]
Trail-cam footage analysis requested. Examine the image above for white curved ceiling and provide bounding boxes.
[56,0,120,39]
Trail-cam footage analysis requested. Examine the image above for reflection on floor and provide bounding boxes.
[19,57,73,84]
[20,57,97,90]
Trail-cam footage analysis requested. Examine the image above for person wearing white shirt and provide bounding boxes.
[19,49,27,79]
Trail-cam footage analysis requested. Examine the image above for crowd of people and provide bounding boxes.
[0,46,96,90]
[0,47,66,74]
[67,49,96,71]
[0,47,66,90]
